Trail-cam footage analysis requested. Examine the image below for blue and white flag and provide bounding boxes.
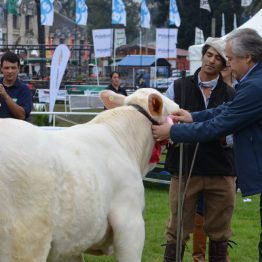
[169,0,181,27]
[112,0,126,26]
[40,0,54,26]
[200,0,211,12]
[76,0,88,25]
[241,0,252,7]
[140,0,150,29]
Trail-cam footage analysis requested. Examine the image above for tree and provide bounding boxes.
[55,0,262,49]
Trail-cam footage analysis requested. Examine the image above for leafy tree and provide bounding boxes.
[57,0,262,49]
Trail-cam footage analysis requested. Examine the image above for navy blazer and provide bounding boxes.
[170,62,262,196]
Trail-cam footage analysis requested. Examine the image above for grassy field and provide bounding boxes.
[85,184,260,262]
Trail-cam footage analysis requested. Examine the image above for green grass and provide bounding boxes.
[85,184,260,262]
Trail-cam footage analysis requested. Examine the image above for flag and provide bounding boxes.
[7,0,22,15]
[40,0,54,26]
[195,27,204,45]
[200,0,211,12]
[233,13,237,29]
[76,0,88,25]
[112,0,126,26]
[140,0,150,29]
[49,44,70,123]
[169,0,181,27]
[241,0,252,7]
[221,13,225,36]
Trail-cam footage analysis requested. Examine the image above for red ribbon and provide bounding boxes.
[149,140,168,163]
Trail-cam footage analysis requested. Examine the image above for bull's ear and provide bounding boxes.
[148,93,163,117]
[100,90,126,109]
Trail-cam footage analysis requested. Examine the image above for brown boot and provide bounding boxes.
[192,213,206,262]
[208,240,228,262]
[163,243,185,262]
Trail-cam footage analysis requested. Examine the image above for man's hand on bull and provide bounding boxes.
[152,116,173,142]
[151,109,193,142]
[171,109,193,123]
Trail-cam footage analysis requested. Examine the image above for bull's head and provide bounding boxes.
[100,88,179,124]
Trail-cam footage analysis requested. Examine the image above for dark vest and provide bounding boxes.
[165,69,236,176]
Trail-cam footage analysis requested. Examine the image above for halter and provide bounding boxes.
[130,104,159,125]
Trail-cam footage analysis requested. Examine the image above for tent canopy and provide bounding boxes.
[118,55,171,67]
[188,8,262,74]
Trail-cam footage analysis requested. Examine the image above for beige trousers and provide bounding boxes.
[165,175,236,243]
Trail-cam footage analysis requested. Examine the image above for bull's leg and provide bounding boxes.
[109,207,145,262]
[0,230,51,262]
[0,214,52,262]
[12,230,51,262]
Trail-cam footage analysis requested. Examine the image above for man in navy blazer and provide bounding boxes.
[152,28,262,260]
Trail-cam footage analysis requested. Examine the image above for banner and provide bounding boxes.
[156,28,178,58]
[200,0,211,12]
[140,0,150,29]
[75,0,88,25]
[195,27,204,45]
[49,44,70,123]
[40,0,54,26]
[7,0,22,15]
[241,0,252,7]
[92,29,113,58]
[169,0,181,27]
[114,28,126,48]
[221,13,225,36]
[112,0,126,26]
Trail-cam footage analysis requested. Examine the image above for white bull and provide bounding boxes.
[0,88,179,262]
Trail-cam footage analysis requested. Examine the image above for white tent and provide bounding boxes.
[188,8,262,74]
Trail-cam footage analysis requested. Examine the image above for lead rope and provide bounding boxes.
[176,142,199,261]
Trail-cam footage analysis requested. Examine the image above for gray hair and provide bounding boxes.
[226,28,262,62]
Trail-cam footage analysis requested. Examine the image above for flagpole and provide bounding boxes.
[154,29,157,88]
[154,56,157,88]
[113,28,116,71]
[140,27,143,87]
[139,28,142,55]
[35,0,46,78]
[95,57,99,85]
